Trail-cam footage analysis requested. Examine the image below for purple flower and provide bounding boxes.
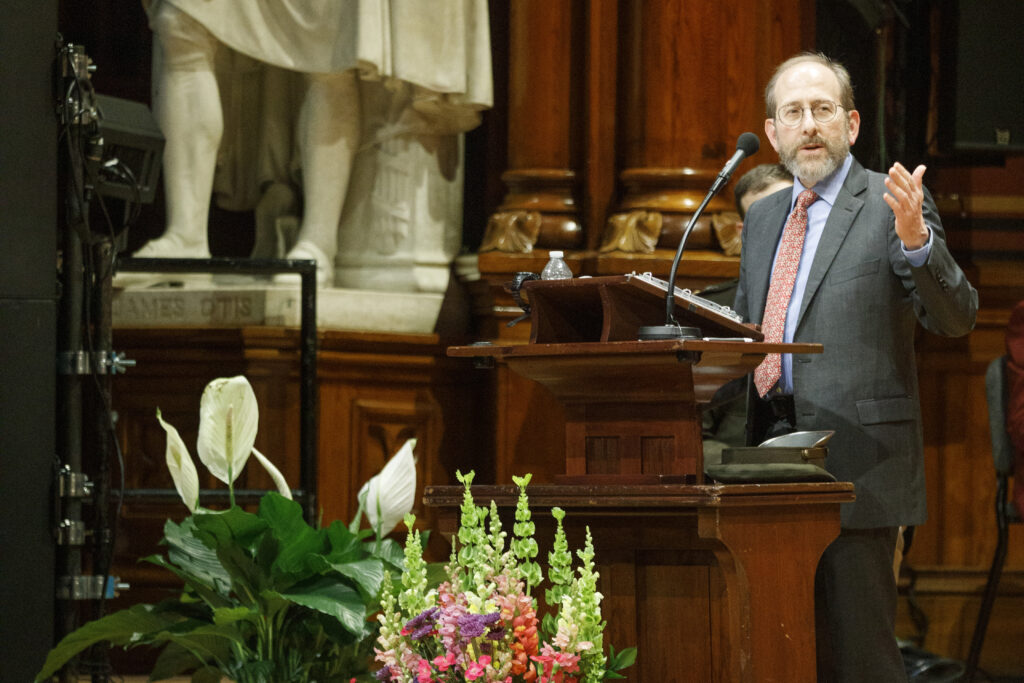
[458,611,502,640]
[403,606,440,638]
[374,666,392,681]
[410,623,436,640]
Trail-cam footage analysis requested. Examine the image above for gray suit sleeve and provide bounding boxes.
[894,188,978,337]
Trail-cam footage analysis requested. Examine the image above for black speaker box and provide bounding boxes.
[940,0,1024,154]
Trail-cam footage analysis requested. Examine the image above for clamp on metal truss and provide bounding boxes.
[58,465,94,499]
[55,519,88,546]
[57,350,136,375]
[56,575,128,601]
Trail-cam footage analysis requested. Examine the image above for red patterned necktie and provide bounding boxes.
[754,189,819,398]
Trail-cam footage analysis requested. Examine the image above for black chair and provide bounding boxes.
[964,355,1021,681]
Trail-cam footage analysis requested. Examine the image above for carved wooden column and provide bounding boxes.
[597,0,815,285]
[479,0,583,257]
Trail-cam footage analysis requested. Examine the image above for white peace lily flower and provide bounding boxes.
[359,438,417,536]
[156,408,200,512]
[196,376,259,486]
[252,447,292,500]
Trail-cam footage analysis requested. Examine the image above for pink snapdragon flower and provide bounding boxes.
[531,643,581,683]
[432,651,457,672]
[465,654,492,680]
[416,658,434,683]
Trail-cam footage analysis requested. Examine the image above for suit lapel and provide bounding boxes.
[796,160,867,328]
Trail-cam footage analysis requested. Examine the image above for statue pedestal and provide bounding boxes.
[111,281,453,334]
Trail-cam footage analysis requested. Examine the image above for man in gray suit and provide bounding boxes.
[734,53,977,682]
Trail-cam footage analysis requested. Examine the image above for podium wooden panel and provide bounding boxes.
[451,338,820,482]
[441,276,845,681]
[449,275,822,482]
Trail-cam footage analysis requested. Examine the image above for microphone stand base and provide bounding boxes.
[637,324,701,341]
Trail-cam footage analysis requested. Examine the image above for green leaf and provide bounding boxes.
[370,537,406,569]
[211,605,257,626]
[148,598,213,623]
[306,609,367,647]
[329,557,386,602]
[144,555,230,611]
[424,561,447,588]
[191,508,270,601]
[193,507,269,552]
[325,520,364,563]
[605,645,638,676]
[34,604,182,681]
[232,659,276,682]
[259,492,326,580]
[279,576,369,637]
[255,591,293,623]
[257,490,306,534]
[541,612,558,642]
[162,517,234,593]
[130,621,252,679]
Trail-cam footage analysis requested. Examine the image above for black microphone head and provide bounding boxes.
[736,132,760,157]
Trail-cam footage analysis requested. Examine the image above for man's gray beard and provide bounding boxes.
[781,136,848,187]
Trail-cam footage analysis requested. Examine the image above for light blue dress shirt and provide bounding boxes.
[773,154,933,393]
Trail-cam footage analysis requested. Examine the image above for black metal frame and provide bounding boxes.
[116,256,319,522]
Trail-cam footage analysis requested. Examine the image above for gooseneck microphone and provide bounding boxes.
[638,132,760,341]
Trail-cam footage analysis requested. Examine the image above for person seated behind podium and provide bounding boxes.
[699,164,793,463]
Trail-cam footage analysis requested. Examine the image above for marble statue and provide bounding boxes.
[139,0,492,287]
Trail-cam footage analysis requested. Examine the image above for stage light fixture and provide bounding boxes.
[90,93,164,204]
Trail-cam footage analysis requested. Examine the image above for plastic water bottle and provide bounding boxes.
[541,250,573,280]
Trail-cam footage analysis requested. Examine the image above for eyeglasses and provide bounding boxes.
[774,101,845,127]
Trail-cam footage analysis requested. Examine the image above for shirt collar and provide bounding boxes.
[790,153,853,209]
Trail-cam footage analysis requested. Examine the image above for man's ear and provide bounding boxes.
[765,118,780,152]
[847,109,861,145]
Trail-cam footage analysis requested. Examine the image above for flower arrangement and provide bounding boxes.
[373,471,636,683]
[36,375,418,683]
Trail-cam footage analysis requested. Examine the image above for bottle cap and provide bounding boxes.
[549,250,564,258]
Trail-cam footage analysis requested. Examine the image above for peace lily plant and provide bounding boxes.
[37,375,419,683]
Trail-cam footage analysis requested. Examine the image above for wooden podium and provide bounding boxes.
[436,276,853,682]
